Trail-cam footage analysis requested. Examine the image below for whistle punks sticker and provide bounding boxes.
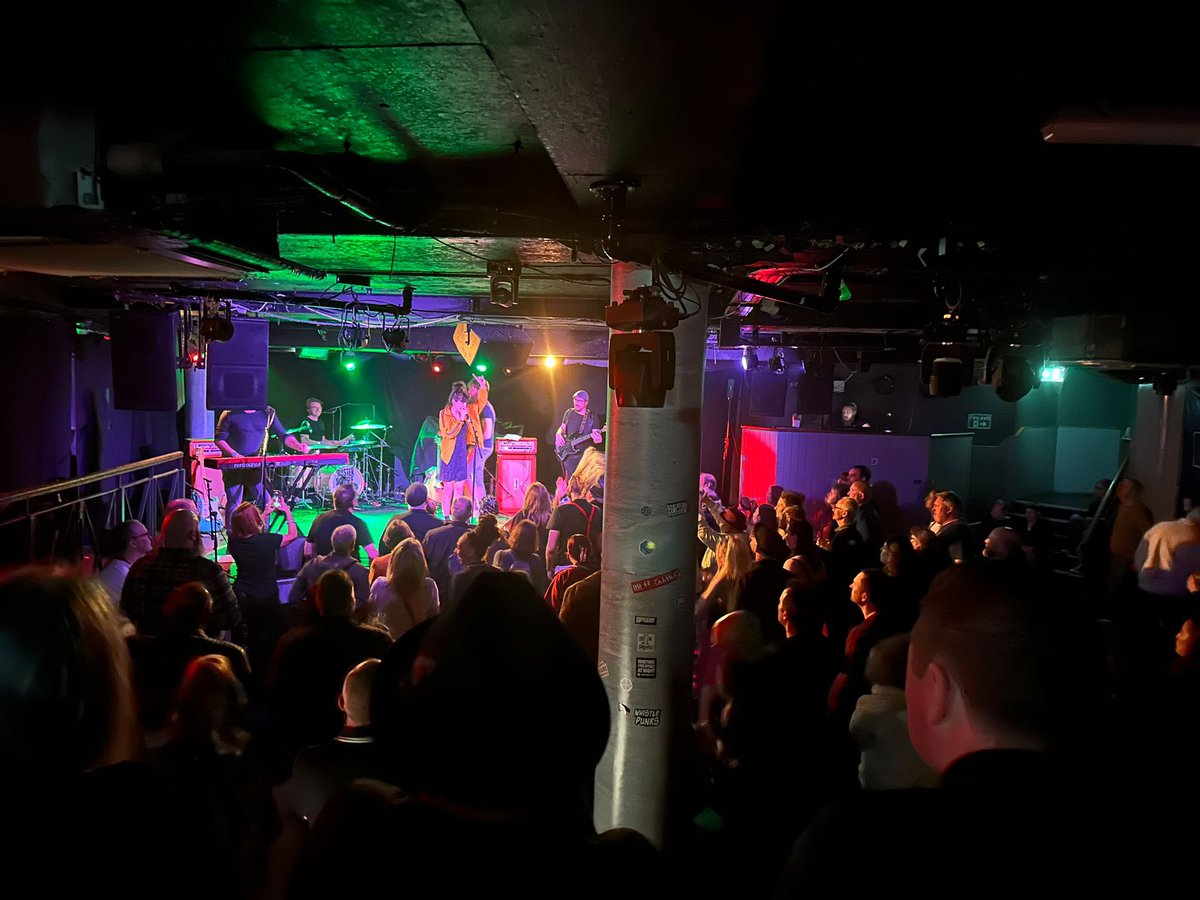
[598,659,609,678]
[637,632,656,652]
[634,615,657,626]
[666,500,689,518]
[631,568,680,594]
[634,707,661,726]
[636,658,657,679]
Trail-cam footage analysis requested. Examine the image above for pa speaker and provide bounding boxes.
[207,318,269,409]
[795,360,835,414]
[109,310,183,411]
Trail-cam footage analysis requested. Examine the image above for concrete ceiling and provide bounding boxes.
[2,0,1200,363]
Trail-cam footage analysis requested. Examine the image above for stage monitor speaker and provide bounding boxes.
[795,361,835,414]
[207,318,269,409]
[748,370,789,417]
[495,453,536,516]
[109,310,183,411]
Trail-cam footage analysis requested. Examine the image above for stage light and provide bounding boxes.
[1040,365,1066,383]
[382,326,409,355]
[503,367,514,376]
[488,260,521,308]
[198,298,235,342]
[543,356,557,368]
[431,355,445,374]
[769,347,787,374]
[341,351,358,372]
[741,347,759,371]
[474,362,489,374]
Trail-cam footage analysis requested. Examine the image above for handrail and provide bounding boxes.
[1080,455,1129,549]
[0,452,185,505]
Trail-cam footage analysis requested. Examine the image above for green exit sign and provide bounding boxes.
[968,413,992,430]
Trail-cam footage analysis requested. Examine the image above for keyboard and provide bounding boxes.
[213,452,349,470]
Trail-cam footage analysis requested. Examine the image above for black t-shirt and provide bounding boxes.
[304,416,327,443]
[561,408,597,440]
[229,532,284,596]
[308,509,373,559]
[548,499,598,567]
[216,408,288,456]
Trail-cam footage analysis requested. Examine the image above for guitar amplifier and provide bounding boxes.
[188,438,221,458]
[495,437,537,515]
[496,437,537,455]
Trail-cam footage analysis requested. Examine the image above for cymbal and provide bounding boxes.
[350,420,391,431]
[341,439,380,450]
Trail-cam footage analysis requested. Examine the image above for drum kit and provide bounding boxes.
[305,418,397,506]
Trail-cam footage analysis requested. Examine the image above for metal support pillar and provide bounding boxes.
[594,262,707,847]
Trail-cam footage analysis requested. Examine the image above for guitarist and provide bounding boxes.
[554,390,604,478]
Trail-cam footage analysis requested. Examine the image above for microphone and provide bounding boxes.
[286,420,313,435]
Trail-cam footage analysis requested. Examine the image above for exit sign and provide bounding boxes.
[967,413,992,430]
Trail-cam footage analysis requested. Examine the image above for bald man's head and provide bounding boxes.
[340,658,382,727]
[160,510,200,552]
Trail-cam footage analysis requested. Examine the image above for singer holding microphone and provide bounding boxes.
[437,381,484,520]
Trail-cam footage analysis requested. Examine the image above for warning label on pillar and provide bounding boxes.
[634,615,657,625]
[637,632,656,652]
[634,707,661,726]
[636,658,657,679]
[631,568,680,594]
[666,500,689,517]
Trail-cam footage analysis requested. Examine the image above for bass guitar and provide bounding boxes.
[555,425,606,462]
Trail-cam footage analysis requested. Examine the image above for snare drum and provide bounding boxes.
[314,465,366,499]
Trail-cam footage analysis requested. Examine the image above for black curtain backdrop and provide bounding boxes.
[267,354,610,491]
[1182,384,1200,513]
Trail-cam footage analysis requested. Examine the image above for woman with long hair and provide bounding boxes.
[227,499,298,675]
[570,447,606,497]
[368,538,440,639]
[508,482,553,556]
[437,382,480,519]
[494,519,549,596]
[474,514,505,566]
[371,516,416,581]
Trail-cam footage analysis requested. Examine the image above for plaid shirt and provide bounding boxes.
[120,548,246,645]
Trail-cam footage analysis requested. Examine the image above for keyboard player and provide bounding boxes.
[215,406,305,509]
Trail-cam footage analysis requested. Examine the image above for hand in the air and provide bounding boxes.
[555,433,566,448]
[591,429,603,444]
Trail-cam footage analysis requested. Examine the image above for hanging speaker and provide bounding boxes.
[109,309,183,411]
[795,360,835,414]
[206,318,269,409]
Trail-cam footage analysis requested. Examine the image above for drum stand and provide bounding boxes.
[351,430,396,505]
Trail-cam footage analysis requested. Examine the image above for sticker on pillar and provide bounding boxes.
[640,505,653,517]
[675,595,686,610]
[619,677,633,692]
[637,632,656,652]
[638,540,656,556]
[598,659,610,678]
[618,702,631,717]
[634,615,657,625]
[634,708,662,727]
[636,658,657,679]
[631,568,680,594]
[666,500,688,517]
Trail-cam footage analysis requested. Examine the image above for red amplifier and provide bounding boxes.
[496,437,537,455]
[495,437,537,514]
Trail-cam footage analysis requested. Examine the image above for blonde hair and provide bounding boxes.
[571,447,606,496]
[702,532,752,607]
[384,538,435,635]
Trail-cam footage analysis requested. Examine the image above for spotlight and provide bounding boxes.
[382,326,409,355]
[769,348,787,374]
[543,356,557,368]
[503,367,514,376]
[1040,365,1066,383]
[488,260,521,309]
[431,354,445,374]
[198,298,235,342]
[341,351,358,372]
[741,347,759,371]
[474,361,489,374]
[984,351,1038,402]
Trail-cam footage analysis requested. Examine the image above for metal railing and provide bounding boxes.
[0,452,186,566]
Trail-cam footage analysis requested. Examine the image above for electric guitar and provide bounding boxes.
[555,425,607,462]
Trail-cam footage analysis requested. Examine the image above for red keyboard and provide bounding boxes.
[214,452,349,470]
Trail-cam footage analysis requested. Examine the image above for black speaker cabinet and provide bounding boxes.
[109,310,183,411]
[206,318,269,409]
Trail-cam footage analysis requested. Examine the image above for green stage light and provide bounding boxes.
[342,351,358,372]
[474,362,489,373]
